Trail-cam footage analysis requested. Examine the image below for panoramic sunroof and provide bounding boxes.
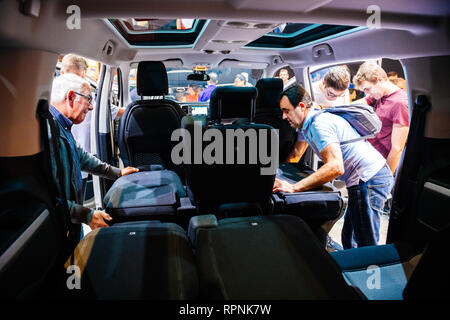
[107,18,208,47]
[120,18,196,32]
[246,23,365,49]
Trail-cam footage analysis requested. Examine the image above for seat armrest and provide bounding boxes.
[177,197,197,215]
[272,193,285,213]
[188,214,218,246]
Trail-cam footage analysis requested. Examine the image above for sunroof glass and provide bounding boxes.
[120,18,196,32]
[107,19,207,47]
[269,23,321,36]
[246,23,363,49]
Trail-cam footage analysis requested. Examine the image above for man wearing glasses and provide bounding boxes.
[60,54,126,202]
[50,73,138,235]
[311,66,351,108]
[285,66,351,163]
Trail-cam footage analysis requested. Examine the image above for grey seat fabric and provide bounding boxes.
[330,226,450,300]
[112,62,198,226]
[190,214,361,299]
[181,86,278,215]
[71,221,199,299]
[103,170,188,223]
[118,61,185,179]
[330,244,411,300]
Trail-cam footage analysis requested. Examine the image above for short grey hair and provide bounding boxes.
[51,73,89,104]
[61,54,88,74]
[208,72,218,84]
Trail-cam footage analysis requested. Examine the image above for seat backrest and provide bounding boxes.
[388,95,450,250]
[403,225,450,299]
[182,86,278,214]
[119,61,185,177]
[254,78,297,162]
[192,215,361,299]
[71,221,199,299]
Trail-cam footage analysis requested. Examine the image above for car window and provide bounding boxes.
[274,66,296,88]
[111,68,122,107]
[54,55,100,95]
[309,59,407,107]
[309,62,366,106]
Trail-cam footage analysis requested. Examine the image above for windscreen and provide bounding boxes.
[166,67,260,102]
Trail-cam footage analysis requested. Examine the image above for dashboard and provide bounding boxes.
[179,102,209,116]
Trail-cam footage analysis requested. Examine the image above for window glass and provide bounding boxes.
[309,63,364,107]
[270,23,320,36]
[54,54,99,96]
[128,66,262,102]
[381,58,407,91]
[309,59,408,108]
[274,66,296,88]
[111,69,121,107]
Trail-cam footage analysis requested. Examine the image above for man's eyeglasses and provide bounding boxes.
[74,91,93,104]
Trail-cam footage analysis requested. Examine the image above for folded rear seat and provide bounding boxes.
[70,221,198,299]
[103,170,197,229]
[273,162,345,230]
[188,214,362,300]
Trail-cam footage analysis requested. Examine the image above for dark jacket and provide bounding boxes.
[50,106,121,224]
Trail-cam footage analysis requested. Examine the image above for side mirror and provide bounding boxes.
[187,73,210,81]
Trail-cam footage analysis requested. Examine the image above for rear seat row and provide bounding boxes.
[74,62,450,300]
[67,65,449,300]
[70,211,450,300]
[67,61,355,299]
[71,214,362,300]
[109,61,344,235]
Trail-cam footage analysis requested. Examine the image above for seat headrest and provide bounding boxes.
[137,61,168,96]
[209,86,257,122]
[255,78,283,110]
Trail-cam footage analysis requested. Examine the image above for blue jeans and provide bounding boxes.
[342,164,393,249]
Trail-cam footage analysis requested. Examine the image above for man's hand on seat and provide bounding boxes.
[89,211,112,230]
[120,166,139,176]
[272,178,296,193]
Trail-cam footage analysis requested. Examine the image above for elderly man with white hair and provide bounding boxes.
[50,73,138,234]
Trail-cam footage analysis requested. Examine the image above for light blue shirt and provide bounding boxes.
[297,108,386,187]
